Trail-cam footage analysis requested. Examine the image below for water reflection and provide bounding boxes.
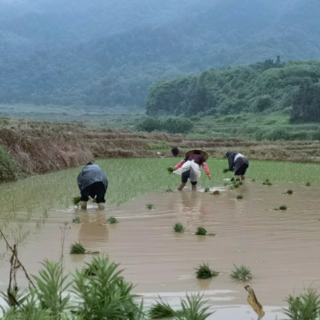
[78,211,108,250]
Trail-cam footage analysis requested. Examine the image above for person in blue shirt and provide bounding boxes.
[77,162,108,210]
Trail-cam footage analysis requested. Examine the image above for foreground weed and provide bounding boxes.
[73,256,143,320]
[70,242,86,254]
[174,222,184,233]
[236,194,243,199]
[107,216,118,224]
[196,227,207,236]
[231,264,252,282]
[284,288,320,320]
[146,203,155,209]
[279,205,287,210]
[195,263,219,279]
[176,293,214,320]
[149,297,175,319]
[72,216,81,224]
[287,189,293,195]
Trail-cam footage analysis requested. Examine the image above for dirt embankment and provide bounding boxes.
[1,117,320,179]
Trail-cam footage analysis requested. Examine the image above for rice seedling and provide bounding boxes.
[195,263,219,279]
[230,185,235,190]
[73,196,81,206]
[236,178,240,181]
[146,203,155,209]
[287,189,293,194]
[207,233,216,236]
[234,183,240,188]
[174,222,184,233]
[306,182,311,186]
[231,177,235,181]
[231,264,252,282]
[107,216,118,224]
[166,188,173,193]
[204,187,210,192]
[196,227,207,236]
[72,216,81,224]
[223,168,229,173]
[239,181,243,185]
[236,194,243,199]
[252,179,256,182]
[284,288,320,320]
[149,297,176,319]
[262,178,272,185]
[279,205,287,210]
[167,167,174,174]
[70,242,86,254]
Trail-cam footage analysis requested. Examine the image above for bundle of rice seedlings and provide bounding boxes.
[231,264,252,282]
[73,196,81,206]
[196,227,207,236]
[70,242,86,254]
[195,263,219,279]
[174,222,184,233]
[107,216,118,224]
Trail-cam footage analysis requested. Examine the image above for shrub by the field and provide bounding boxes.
[0,145,17,182]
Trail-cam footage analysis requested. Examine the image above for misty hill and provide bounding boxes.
[0,0,319,109]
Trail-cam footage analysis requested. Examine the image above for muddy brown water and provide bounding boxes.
[1,180,320,319]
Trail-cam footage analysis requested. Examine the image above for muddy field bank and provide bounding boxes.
[1,117,320,180]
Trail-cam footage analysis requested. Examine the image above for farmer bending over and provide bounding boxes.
[77,162,108,210]
[225,151,249,180]
[173,149,211,191]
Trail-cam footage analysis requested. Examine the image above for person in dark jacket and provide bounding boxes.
[77,162,108,210]
[225,151,249,180]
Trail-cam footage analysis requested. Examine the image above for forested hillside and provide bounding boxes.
[145,59,320,122]
[0,0,319,109]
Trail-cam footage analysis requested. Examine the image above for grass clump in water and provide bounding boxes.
[107,216,118,224]
[204,187,210,193]
[223,168,229,173]
[174,222,184,233]
[231,264,252,282]
[236,194,243,199]
[196,227,207,236]
[279,205,287,210]
[72,216,81,224]
[284,288,320,320]
[166,188,173,193]
[195,263,219,279]
[70,242,86,254]
[306,182,311,186]
[146,203,155,209]
[287,189,293,195]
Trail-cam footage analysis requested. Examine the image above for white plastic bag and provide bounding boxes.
[173,160,201,181]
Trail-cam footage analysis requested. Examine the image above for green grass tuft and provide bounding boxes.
[279,205,287,210]
[72,216,81,224]
[107,216,118,224]
[306,182,311,186]
[196,227,207,236]
[204,187,210,192]
[70,242,86,254]
[174,222,184,233]
[287,189,293,194]
[167,167,174,174]
[146,203,155,209]
[231,264,252,282]
[223,168,229,173]
[149,298,176,319]
[73,196,81,206]
[195,263,219,279]
[284,288,320,320]
[236,194,243,199]
[166,188,173,193]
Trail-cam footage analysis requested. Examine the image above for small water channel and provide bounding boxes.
[1,175,320,319]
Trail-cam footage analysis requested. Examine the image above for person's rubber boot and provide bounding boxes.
[98,203,105,210]
[192,184,197,191]
[178,183,186,191]
[80,201,87,210]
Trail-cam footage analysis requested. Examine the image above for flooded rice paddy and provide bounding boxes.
[1,177,320,319]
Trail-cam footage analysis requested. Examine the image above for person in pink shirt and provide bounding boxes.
[173,149,211,191]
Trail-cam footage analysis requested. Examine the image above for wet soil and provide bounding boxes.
[1,181,320,319]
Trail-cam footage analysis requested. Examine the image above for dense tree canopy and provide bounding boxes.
[0,0,319,109]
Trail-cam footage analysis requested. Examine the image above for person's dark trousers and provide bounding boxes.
[181,169,197,185]
[80,181,106,203]
[235,158,249,176]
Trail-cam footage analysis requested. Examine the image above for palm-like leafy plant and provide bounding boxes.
[149,297,175,319]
